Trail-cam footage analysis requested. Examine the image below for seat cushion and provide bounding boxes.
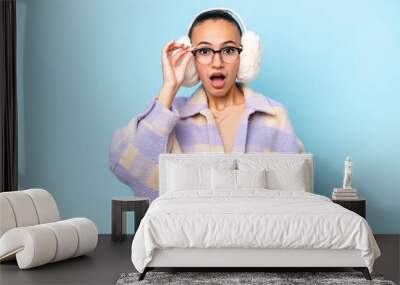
[0,217,98,269]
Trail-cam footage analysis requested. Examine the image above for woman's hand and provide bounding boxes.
[158,40,193,109]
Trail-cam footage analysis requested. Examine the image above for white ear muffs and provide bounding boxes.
[176,8,262,87]
[237,30,261,83]
[175,35,199,87]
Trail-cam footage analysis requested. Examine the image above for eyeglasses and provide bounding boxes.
[191,45,243,64]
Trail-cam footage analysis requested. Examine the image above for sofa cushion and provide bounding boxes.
[0,218,97,269]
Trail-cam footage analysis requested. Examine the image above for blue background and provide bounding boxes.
[16,0,400,234]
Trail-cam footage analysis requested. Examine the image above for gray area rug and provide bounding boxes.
[116,271,396,285]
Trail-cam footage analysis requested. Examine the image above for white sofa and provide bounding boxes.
[0,188,98,269]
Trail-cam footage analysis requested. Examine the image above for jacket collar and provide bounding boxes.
[177,82,277,118]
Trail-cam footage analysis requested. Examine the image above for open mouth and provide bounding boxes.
[209,73,226,89]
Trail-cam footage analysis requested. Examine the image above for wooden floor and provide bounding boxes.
[0,234,398,285]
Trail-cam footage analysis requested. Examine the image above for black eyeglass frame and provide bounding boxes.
[191,45,243,63]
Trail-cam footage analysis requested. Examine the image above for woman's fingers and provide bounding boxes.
[180,50,193,67]
[162,41,179,61]
[167,42,189,51]
[162,41,174,66]
[171,47,191,66]
[166,42,190,56]
[161,40,192,87]
[162,41,190,65]
[176,51,193,73]
[162,40,175,54]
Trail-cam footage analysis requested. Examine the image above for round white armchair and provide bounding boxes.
[0,188,98,269]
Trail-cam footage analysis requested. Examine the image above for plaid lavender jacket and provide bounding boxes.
[108,83,304,201]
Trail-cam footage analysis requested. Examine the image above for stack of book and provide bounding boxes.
[332,188,358,200]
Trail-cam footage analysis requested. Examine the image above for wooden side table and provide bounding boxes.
[332,198,366,219]
[112,197,149,242]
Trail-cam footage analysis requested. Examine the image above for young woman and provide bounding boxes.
[109,9,304,201]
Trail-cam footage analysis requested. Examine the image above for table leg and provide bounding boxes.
[112,201,127,241]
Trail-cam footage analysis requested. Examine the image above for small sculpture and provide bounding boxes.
[342,156,352,189]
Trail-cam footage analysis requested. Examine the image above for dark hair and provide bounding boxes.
[188,10,243,40]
